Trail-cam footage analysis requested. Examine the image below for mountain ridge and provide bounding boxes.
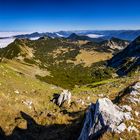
[12,30,140,41]
[109,36,140,75]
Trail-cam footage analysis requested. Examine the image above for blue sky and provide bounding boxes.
[0,0,140,32]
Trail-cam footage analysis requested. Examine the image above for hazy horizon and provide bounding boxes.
[0,29,140,34]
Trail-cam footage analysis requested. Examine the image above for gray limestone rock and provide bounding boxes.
[78,98,129,140]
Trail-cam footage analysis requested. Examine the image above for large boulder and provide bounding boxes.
[52,90,71,106]
[78,98,129,140]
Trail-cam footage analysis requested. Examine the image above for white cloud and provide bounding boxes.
[0,32,33,48]
[56,33,64,37]
[0,32,31,38]
[0,38,15,48]
[30,37,40,40]
[86,34,104,38]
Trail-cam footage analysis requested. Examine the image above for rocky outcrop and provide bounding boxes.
[78,98,131,140]
[127,82,140,104]
[79,82,140,140]
[80,37,129,54]
[100,37,129,53]
[52,90,71,106]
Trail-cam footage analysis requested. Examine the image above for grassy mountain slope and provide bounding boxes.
[0,36,140,139]
[0,60,139,139]
[0,37,117,89]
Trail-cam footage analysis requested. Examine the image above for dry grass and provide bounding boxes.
[74,49,112,66]
[4,59,50,77]
[0,59,140,139]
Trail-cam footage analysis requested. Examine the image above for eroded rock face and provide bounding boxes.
[78,98,130,140]
[52,90,71,106]
[101,38,129,53]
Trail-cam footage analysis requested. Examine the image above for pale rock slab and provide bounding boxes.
[57,90,71,106]
[78,98,130,140]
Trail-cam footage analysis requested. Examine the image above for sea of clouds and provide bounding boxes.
[0,32,105,48]
[86,34,104,38]
[0,38,16,48]
[0,32,31,48]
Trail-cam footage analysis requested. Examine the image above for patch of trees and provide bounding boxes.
[36,61,114,89]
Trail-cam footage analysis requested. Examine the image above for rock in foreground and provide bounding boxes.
[52,90,71,106]
[78,98,130,140]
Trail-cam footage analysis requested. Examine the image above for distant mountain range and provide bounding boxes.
[67,33,105,42]
[13,30,140,41]
[0,30,140,48]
